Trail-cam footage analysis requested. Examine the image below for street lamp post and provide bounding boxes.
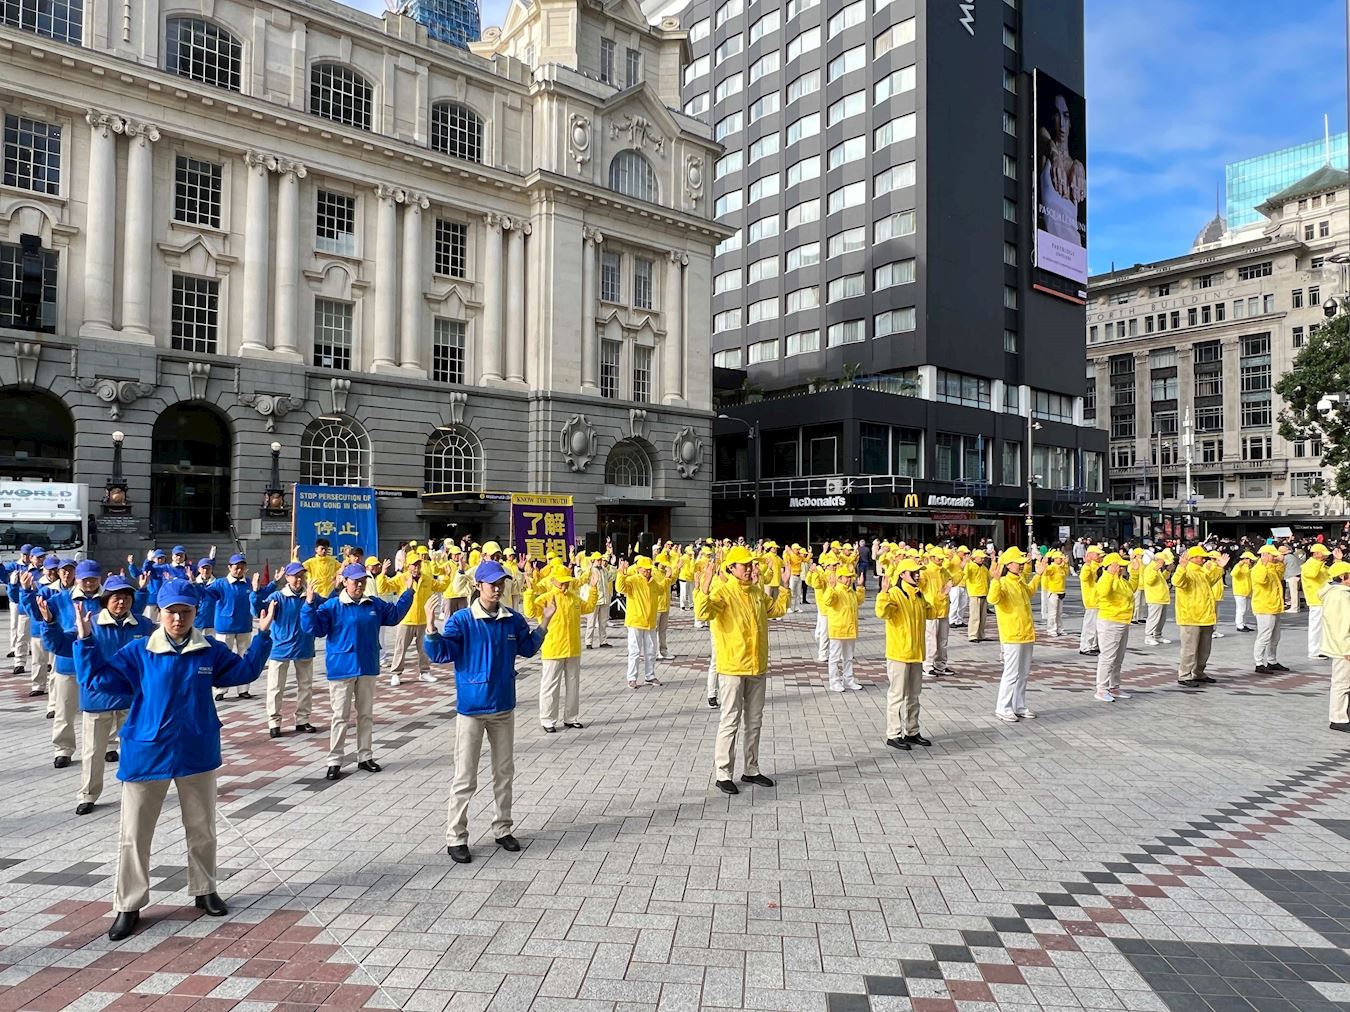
[1182,407,1193,536]
[263,441,288,516]
[718,414,760,542]
[1026,416,1042,548]
[102,430,130,513]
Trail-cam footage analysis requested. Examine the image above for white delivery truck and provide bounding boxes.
[0,482,92,563]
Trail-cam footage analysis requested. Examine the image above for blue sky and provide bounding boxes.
[347,0,1347,273]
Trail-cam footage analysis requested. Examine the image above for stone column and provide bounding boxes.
[272,159,306,359]
[480,212,505,383]
[580,227,603,394]
[241,150,274,355]
[504,220,529,383]
[119,120,159,340]
[81,110,123,337]
[663,250,688,404]
[372,184,403,371]
[400,191,429,371]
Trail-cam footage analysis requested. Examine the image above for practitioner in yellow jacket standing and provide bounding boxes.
[1077,545,1103,655]
[615,557,663,688]
[1319,560,1350,732]
[920,549,954,678]
[875,558,932,749]
[821,563,866,692]
[987,547,1041,723]
[965,550,991,642]
[1251,544,1289,674]
[1173,546,1226,688]
[1142,550,1174,646]
[1093,552,1139,702]
[523,561,597,732]
[1301,544,1336,660]
[695,546,788,796]
[1041,550,1069,637]
[1232,552,1256,632]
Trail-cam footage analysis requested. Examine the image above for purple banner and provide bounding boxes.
[509,494,575,562]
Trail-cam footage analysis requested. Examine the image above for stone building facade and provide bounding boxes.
[0,0,724,560]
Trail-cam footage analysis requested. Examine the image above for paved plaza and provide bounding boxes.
[1,594,1349,1012]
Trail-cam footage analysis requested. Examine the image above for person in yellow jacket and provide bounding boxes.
[522,562,597,732]
[920,550,954,677]
[1251,544,1288,673]
[1173,546,1227,687]
[386,556,449,687]
[1319,560,1350,732]
[1232,551,1256,632]
[1301,544,1337,660]
[1130,547,1149,623]
[653,552,677,660]
[1077,545,1104,654]
[695,545,788,795]
[821,563,866,692]
[807,555,832,663]
[1142,551,1174,646]
[678,549,695,611]
[1041,550,1069,637]
[294,538,341,591]
[583,553,615,650]
[947,547,970,628]
[965,550,992,642]
[1093,552,1139,702]
[615,556,662,688]
[785,544,807,613]
[702,551,727,707]
[875,559,933,749]
[987,546,1042,722]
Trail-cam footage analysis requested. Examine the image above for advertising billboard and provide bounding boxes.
[1033,70,1088,287]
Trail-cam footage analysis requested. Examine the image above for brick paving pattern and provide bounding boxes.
[2,593,1349,1011]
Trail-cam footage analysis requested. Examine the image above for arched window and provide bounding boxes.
[609,150,659,203]
[165,17,241,92]
[301,417,370,486]
[310,63,372,131]
[424,427,482,493]
[605,441,653,489]
[430,101,483,163]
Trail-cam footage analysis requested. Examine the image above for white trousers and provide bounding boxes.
[1235,595,1251,629]
[827,638,857,688]
[1309,606,1325,658]
[1079,609,1100,651]
[9,601,29,666]
[584,602,610,647]
[448,710,514,845]
[706,630,719,699]
[539,656,581,728]
[1254,613,1281,665]
[1045,594,1064,636]
[1286,577,1301,612]
[679,580,692,609]
[30,634,51,693]
[1331,657,1350,724]
[996,643,1033,715]
[1095,620,1129,692]
[1132,589,1147,622]
[923,618,949,674]
[51,674,79,757]
[948,587,968,624]
[626,627,657,683]
[814,611,829,662]
[788,575,802,611]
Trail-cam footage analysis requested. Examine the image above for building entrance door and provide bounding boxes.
[151,404,232,534]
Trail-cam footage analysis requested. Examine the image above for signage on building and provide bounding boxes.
[510,493,575,560]
[927,494,976,508]
[789,495,848,509]
[957,1,975,35]
[1032,69,1088,287]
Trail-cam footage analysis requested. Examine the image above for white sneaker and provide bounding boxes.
[845,680,864,691]
[390,674,402,687]
[419,672,438,683]
[1159,639,1173,645]
[830,682,845,692]
[1144,639,1160,647]
[995,710,1020,722]
[1213,631,1226,638]
[1015,709,1037,719]
[1094,691,1115,702]
[1111,690,1132,699]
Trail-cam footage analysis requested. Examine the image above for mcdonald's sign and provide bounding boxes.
[903,492,920,509]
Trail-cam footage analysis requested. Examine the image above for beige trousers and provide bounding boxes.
[30,635,51,693]
[266,658,315,728]
[585,602,610,647]
[114,770,217,912]
[885,660,922,740]
[388,624,429,675]
[79,709,126,803]
[1254,612,1281,665]
[1079,609,1100,651]
[448,710,515,845]
[9,602,29,666]
[1095,619,1130,692]
[1331,657,1350,724]
[328,675,375,765]
[1177,625,1213,682]
[714,674,766,781]
[1286,577,1301,612]
[538,656,581,728]
[51,674,78,757]
[220,631,253,655]
[923,618,949,673]
[968,598,987,641]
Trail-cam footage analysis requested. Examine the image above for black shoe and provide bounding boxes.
[105,750,118,763]
[28,688,44,696]
[1198,676,1217,684]
[13,665,23,674]
[269,727,282,739]
[53,756,70,769]
[1331,722,1350,733]
[886,737,912,750]
[1177,679,1200,688]
[1078,650,1095,656]
[194,892,228,916]
[75,802,94,815]
[5,650,11,658]
[715,779,739,795]
[904,734,932,747]
[326,765,342,780]
[600,643,613,648]
[214,691,226,701]
[447,844,472,863]
[1270,663,1290,672]
[740,773,774,787]
[708,696,719,708]
[564,722,584,729]
[237,691,252,699]
[1255,665,1272,674]
[108,910,140,941]
[496,834,521,852]
[295,723,320,734]
[357,759,382,773]
[543,725,557,733]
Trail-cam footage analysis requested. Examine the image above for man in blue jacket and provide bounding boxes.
[193,558,217,633]
[201,554,255,701]
[253,563,321,739]
[139,549,171,620]
[43,575,152,815]
[32,559,106,768]
[301,562,413,780]
[73,579,275,940]
[6,543,33,675]
[425,559,553,864]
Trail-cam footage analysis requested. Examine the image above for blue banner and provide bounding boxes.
[293,485,379,559]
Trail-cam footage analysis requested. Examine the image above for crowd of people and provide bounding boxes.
[4,529,1347,942]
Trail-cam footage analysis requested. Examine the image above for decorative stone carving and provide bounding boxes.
[609,114,666,154]
[123,119,161,145]
[583,226,605,245]
[560,414,597,472]
[242,392,304,432]
[659,16,680,29]
[85,109,124,138]
[14,342,41,386]
[78,377,156,420]
[569,114,591,168]
[673,426,704,479]
[187,361,211,401]
[243,148,275,172]
[274,157,307,180]
[629,408,648,441]
[403,190,431,210]
[329,377,352,415]
[668,249,689,268]
[446,391,468,425]
[685,155,703,206]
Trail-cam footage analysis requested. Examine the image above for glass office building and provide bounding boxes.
[1226,134,1348,230]
[406,0,481,49]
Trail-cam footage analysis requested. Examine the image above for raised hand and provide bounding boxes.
[257,601,278,633]
[74,600,92,639]
[541,598,557,625]
[36,596,52,623]
[19,570,33,591]
[251,572,262,592]
[139,571,150,589]
[424,599,439,630]
[306,581,317,604]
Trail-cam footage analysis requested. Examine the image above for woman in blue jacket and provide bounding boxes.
[201,554,256,701]
[300,563,413,781]
[252,563,322,739]
[424,559,552,864]
[73,579,275,941]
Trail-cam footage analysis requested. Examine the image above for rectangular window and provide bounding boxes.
[715,0,742,27]
[747,338,779,364]
[1293,325,1306,348]
[860,422,889,475]
[807,436,838,476]
[599,37,616,84]
[715,150,743,180]
[683,94,709,117]
[2,115,61,194]
[786,286,819,313]
[829,227,866,257]
[875,208,915,241]
[715,72,743,104]
[1320,220,1331,238]
[748,92,780,123]
[827,0,864,36]
[1002,153,1017,180]
[827,45,865,82]
[714,269,742,295]
[787,26,821,63]
[715,34,743,63]
[827,182,864,215]
[787,0,819,17]
[874,258,915,289]
[1004,286,1018,310]
[749,214,780,242]
[1241,434,1272,460]
[716,231,742,257]
[713,308,742,332]
[786,112,820,144]
[1195,405,1222,431]
[785,242,820,271]
[313,297,353,370]
[1305,224,1315,241]
[715,111,743,142]
[788,70,820,104]
[1002,111,1016,136]
[748,256,778,284]
[1004,329,1018,353]
[1003,67,1018,93]
[434,219,468,278]
[1238,261,1273,281]
[874,307,915,336]
[170,274,220,354]
[748,172,780,202]
[315,190,356,256]
[600,340,620,398]
[632,345,652,403]
[1309,285,1321,304]
[1032,390,1074,423]
[1003,242,1018,267]
[935,370,991,408]
[1293,289,1304,309]
[786,155,820,187]
[874,17,915,57]
[827,320,864,346]
[935,433,984,481]
[713,191,742,218]
[1002,25,1017,49]
[828,273,864,302]
[0,239,58,330]
[827,91,865,128]
[749,8,780,42]
[1002,441,1021,486]
[827,136,865,170]
[600,251,622,302]
[633,257,654,310]
[749,51,780,83]
[1,0,83,43]
[875,65,916,102]
[786,329,820,355]
[747,297,779,322]
[875,161,916,196]
[713,348,743,369]
[431,317,465,384]
[624,47,641,86]
[684,54,710,85]
[788,198,821,227]
[1003,197,1017,223]
[874,113,916,150]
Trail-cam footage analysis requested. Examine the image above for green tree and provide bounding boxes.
[1275,310,1350,495]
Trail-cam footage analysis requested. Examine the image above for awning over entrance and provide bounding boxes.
[595,497,688,508]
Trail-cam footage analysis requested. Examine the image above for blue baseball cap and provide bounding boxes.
[75,561,102,580]
[198,558,214,569]
[228,553,247,566]
[100,575,135,599]
[157,579,200,609]
[474,560,508,585]
[340,563,368,580]
[42,556,60,570]
[283,562,306,577]
[172,545,186,556]
[152,549,167,560]
[58,558,76,570]
[19,544,32,555]
[30,547,46,559]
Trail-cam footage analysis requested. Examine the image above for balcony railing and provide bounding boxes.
[712,474,918,500]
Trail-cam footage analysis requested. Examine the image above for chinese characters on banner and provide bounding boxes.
[293,485,380,559]
[510,493,574,562]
